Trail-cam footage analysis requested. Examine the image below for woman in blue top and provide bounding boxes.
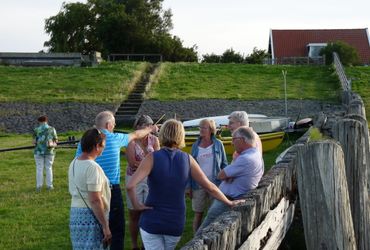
[127,119,243,250]
[189,119,228,232]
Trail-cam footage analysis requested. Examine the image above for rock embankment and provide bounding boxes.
[138,99,344,122]
[0,99,343,134]
[0,102,117,134]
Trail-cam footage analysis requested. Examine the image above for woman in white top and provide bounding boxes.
[189,119,228,232]
[68,128,111,249]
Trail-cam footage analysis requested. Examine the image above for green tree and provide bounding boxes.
[245,47,269,64]
[221,48,244,63]
[319,41,360,66]
[44,2,97,54]
[202,53,222,63]
[44,0,197,61]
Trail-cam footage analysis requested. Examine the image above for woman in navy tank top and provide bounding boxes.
[127,119,244,250]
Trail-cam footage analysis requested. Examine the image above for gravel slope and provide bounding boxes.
[0,99,343,134]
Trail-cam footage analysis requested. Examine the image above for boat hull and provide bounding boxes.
[183,115,289,134]
[183,131,285,154]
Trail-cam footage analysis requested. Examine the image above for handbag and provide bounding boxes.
[47,140,57,148]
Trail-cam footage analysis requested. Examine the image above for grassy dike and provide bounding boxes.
[346,66,370,122]
[0,62,147,104]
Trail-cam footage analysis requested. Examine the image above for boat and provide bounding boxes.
[182,131,285,154]
[183,114,289,134]
[182,114,288,153]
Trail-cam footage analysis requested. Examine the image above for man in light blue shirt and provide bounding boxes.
[76,111,157,250]
[197,126,264,233]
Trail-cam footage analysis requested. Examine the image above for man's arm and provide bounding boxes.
[128,125,158,142]
[217,169,228,180]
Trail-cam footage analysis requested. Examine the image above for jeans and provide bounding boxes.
[109,185,125,250]
[140,228,181,250]
[196,199,230,234]
[34,154,55,188]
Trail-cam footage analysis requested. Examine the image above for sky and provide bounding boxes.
[0,0,369,57]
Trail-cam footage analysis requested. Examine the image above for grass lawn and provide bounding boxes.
[0,132,298,249]
[148,63,341,102]
[345,66,370,122]
[0,62,147,104]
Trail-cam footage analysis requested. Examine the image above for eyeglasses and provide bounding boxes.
[232,137,244,141]
[199,126,209,130]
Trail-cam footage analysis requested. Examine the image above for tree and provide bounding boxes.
[221,48,244,63]
[44,0,197,61]
[44,2,97,54]
[320,41,360,66]
[245,47,269,64]
[202,53,222,63]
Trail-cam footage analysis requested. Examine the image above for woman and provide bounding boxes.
[189,119,228,232]
[33,115,58,191]
[127,119,243,250]
[126,115,160,250]
[68,128,112,249]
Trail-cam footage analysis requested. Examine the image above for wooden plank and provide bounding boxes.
[296,141,357,250]
[239,197,295,250]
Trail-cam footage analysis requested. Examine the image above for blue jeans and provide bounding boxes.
[196,199,230,234]
[140,228,181,250]
[109,185,125,250]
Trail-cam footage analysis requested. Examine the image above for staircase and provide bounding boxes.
[115,63,158,126]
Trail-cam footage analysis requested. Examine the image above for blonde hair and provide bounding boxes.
[199,119,217,135]
[159,119,185,148]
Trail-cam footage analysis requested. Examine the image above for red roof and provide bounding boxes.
[270,29,370,64]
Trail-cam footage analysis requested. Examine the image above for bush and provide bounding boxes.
[221,48,244,63]
[202,53,222,63]
[320,41,360,66]
[245,47,270,64]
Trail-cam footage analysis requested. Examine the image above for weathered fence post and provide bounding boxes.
[331,93,370,249]
[333,118,370,250]
[297,140,357,250]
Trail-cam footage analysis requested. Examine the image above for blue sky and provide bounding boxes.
[0,0,369,56]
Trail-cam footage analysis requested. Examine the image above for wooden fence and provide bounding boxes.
[333,52,351,91]
[264,56,325,65]
[182,55,369,249]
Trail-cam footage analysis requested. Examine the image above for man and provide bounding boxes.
[228,111,262,155]
[76,111,157,250]
[197,126,264,232]
[33,115,58,192]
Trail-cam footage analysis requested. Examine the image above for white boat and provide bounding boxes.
[183,114,289,134]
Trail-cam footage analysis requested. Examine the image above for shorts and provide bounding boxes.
[191,188,213,213]
[125,174,149,210]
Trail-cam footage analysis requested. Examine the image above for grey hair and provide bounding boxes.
[133,115,154,129]
[232,126,255,145]
[95,111,115,128]
[228,111,249,127]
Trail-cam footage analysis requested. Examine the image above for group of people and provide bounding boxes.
[32,110,264,250]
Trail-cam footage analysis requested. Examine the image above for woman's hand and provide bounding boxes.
[133,202,153,211]
[102,225,112,247]
[229,199,245,208]
[186,189,193,199]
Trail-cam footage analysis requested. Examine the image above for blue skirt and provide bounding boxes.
[70,207,103,250]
